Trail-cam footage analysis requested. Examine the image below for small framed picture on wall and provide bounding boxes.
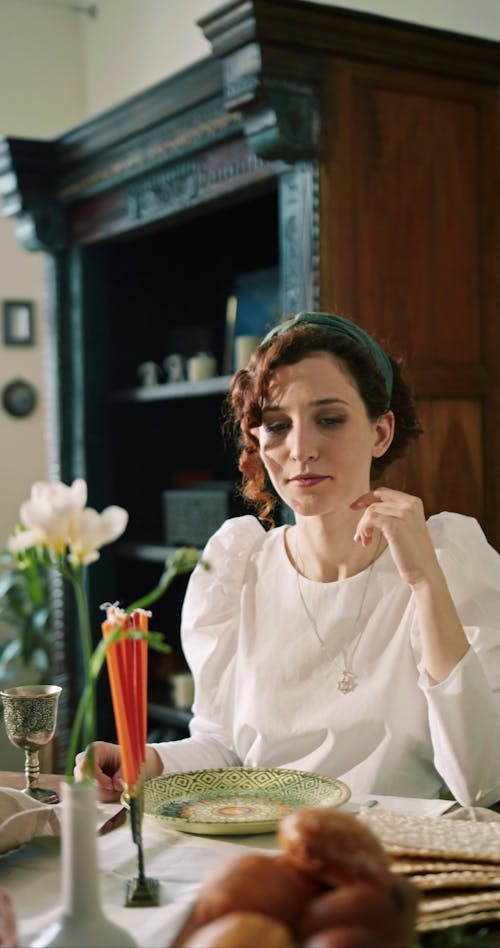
[2,300,35,346]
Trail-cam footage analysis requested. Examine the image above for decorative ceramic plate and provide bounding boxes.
[143,767,351,835]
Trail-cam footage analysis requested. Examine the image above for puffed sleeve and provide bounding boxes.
[149,515,265,774]
[412,513,500,806]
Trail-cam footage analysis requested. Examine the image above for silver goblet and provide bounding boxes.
[0,684,62,804]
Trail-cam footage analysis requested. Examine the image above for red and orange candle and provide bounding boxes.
[101,603,150,791]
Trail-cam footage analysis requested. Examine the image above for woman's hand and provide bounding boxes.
[351,486,469,682]
[0,886,18,948]
[351,486,439,589]
[74,742,164,802]
[74,741,124,802]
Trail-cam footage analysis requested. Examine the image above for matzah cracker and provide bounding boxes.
[420,890,500,915]
[390,858,496,874]
[417,908,500,932]
[411,869,500,890]
[358,809,500,862]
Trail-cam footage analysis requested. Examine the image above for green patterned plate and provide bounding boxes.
[143,767,351,835]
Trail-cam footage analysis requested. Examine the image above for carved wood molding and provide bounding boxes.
[199,0,500,83]
[231,71,321,161]
[69,137,286,244]
[15,205,67,253]
[0,59,245,249]
[0,96,244,250]
[219,41,322,161]
[2,0,500,252]
[124,142,277,229]
[59,97,241,203]
[199,4,324,161]
[198,0,500,162]
[0,137,67,252]
[280,161,320,313]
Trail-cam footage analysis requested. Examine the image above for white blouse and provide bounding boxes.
[150,512,500,807]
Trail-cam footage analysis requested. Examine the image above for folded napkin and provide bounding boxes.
[0,787,61,855]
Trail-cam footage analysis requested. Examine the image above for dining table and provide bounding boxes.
[1,770,499,948]
[2,769,282,948]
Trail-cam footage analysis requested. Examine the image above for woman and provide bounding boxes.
[76,312,500,806]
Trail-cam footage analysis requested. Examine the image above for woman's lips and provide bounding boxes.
[289,475,328,488]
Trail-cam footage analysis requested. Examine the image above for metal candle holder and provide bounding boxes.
[123,777,159,907]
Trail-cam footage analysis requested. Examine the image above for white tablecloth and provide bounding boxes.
[1,794,456,948]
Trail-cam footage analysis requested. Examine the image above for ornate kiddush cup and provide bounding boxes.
[1,684,61,804]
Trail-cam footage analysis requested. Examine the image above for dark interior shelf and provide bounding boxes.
[115,541,179,562]
[112,375,233,404]
[81,182,279,743]
[147,700,192,742]
[148,701,192,729]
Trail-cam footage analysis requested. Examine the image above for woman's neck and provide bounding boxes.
[287,514,385,582]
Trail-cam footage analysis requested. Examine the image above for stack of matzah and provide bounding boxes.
[358,809,500,933]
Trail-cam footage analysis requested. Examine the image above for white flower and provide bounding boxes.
[6,479,128,564]
[7,528,43,553]
[13,478,88,555]
[68,505,129,565]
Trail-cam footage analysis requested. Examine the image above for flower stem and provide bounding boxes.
[64,680,92,779]
[71,568,96,753]
[127,548,200,614]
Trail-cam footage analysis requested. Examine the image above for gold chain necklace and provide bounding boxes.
[294,533,383,694]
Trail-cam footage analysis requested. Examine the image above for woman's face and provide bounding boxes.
[257,353,393,518]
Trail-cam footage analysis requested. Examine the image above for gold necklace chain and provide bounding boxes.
[294,532,383,694]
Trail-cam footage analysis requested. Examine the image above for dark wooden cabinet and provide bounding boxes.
[320,57,499,529]
[1,0,499,757]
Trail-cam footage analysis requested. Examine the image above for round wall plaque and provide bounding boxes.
[2,378,37,418]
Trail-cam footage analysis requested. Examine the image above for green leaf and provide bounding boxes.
[31,606,51,634]
[0,572,24,596]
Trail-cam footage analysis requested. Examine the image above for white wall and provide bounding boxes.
[0,0,499,548]
[0,0,86,545]
[81,0,215,118]
[0,1,85,139]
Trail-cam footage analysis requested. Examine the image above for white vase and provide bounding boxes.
[30,780,137,948]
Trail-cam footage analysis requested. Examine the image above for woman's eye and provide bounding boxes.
[318,416,344,427]
[264,421,289,434]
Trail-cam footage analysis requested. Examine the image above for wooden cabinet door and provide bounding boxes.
[320,60,499,549]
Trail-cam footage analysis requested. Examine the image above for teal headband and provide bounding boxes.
[261,312,393,407]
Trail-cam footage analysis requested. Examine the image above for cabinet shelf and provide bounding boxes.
[147,701,192,741]
[112,375,233,404]
[116,541,181,562]
[148,701,192,728]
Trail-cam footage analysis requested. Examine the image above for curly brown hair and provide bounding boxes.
[224,322,423,524]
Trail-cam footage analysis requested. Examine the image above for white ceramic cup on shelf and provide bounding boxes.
[137,361,162,386]
[164,353,186,383]
[234,335,260,370]
[187,352,217,382]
